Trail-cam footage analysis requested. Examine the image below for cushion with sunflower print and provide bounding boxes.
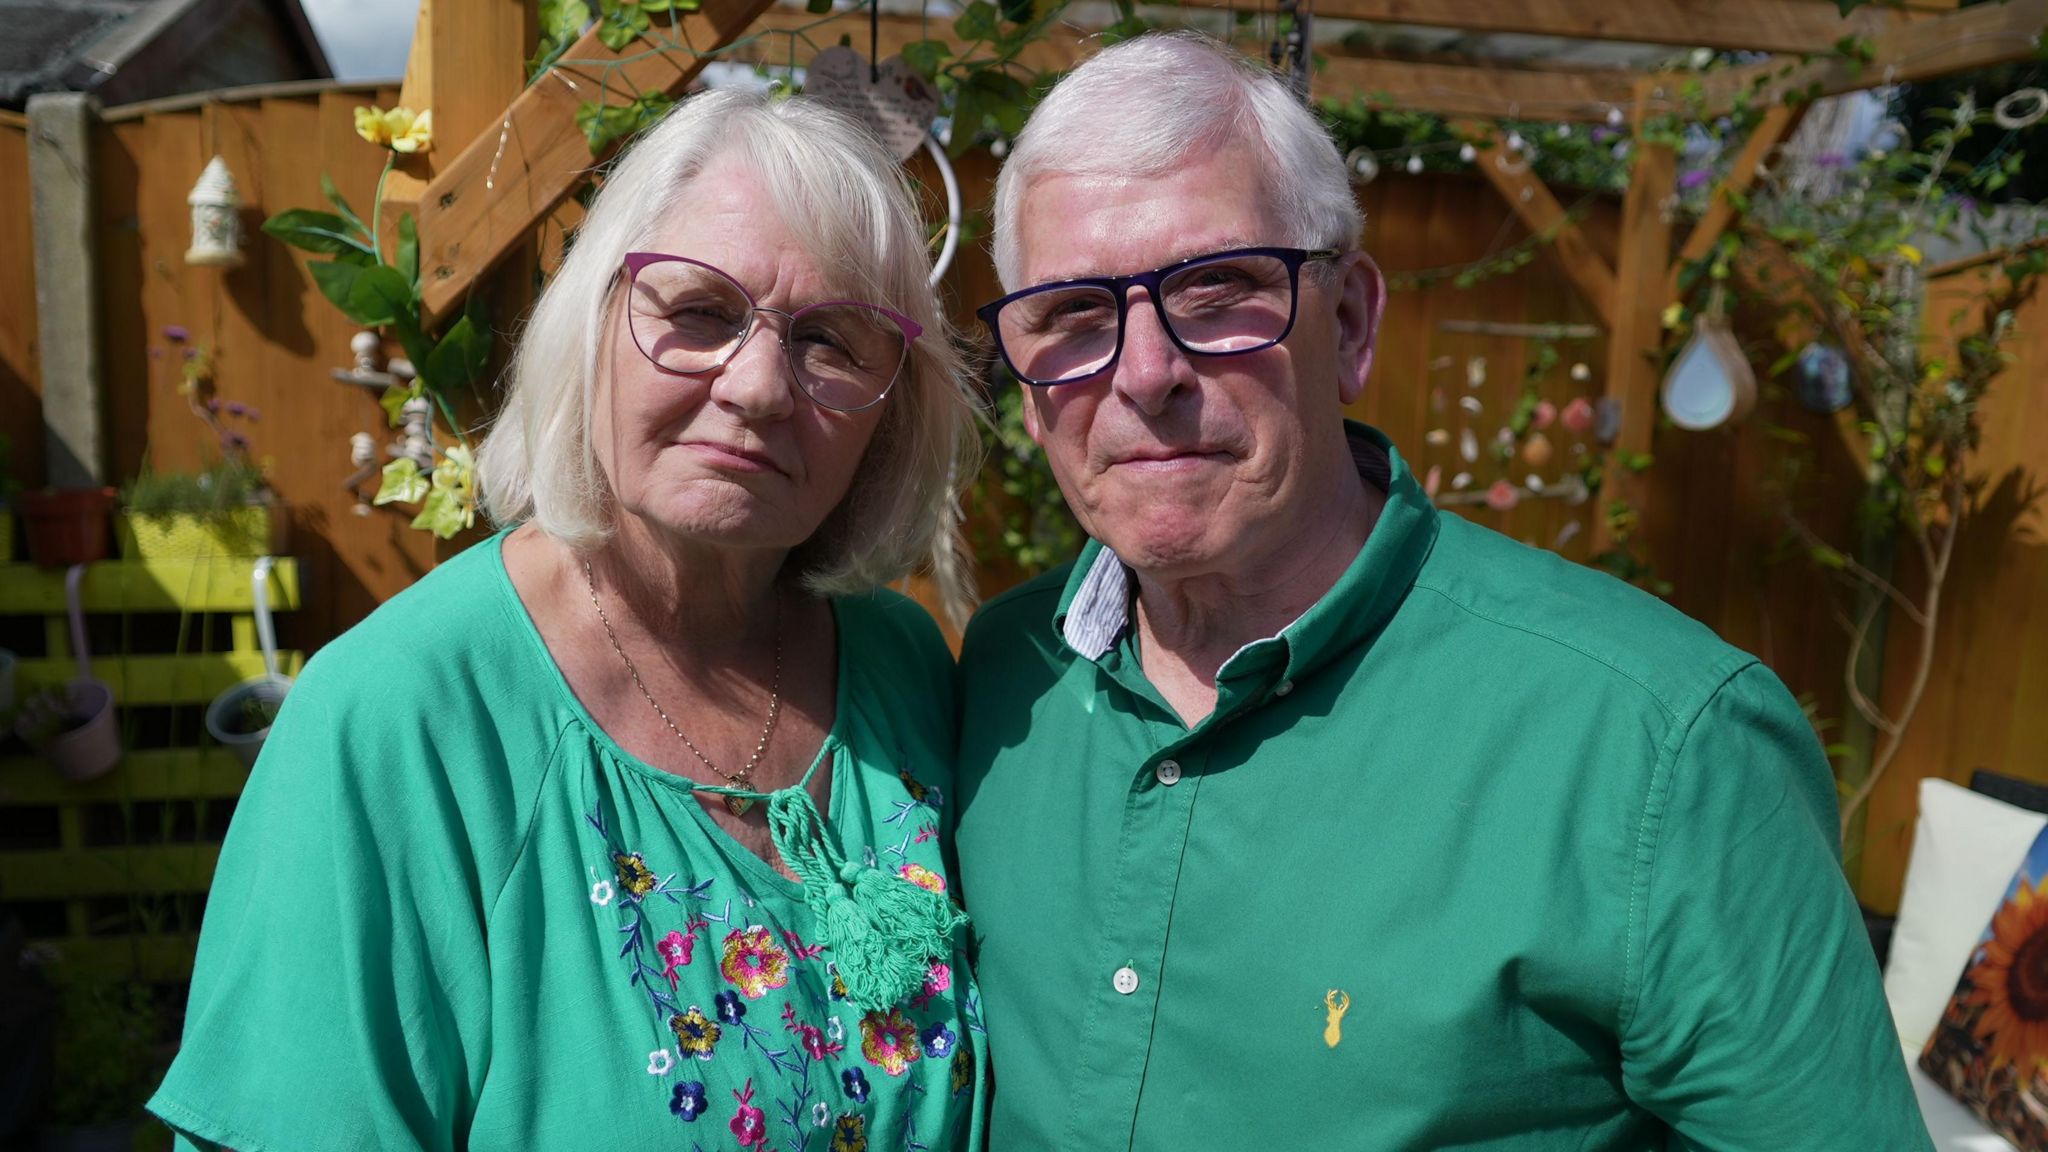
[1921,823,2048,1151]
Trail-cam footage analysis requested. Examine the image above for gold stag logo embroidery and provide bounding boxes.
[1323,989,1351,1048]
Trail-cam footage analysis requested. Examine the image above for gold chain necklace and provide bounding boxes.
[583,558,783,817]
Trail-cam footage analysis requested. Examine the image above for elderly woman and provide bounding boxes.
[147,90,984,1150]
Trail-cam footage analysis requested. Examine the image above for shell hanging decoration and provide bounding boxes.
[1661,289,1756,431]
[765,786,967,1012]
[804,47,940,162]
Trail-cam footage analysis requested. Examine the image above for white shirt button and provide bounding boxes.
[1113,966,1140,995]
[1275,680,1294,697]
[1155,759,1182,786]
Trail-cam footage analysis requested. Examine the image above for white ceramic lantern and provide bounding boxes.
[186,155,245,268]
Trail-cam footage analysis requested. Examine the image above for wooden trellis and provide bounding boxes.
[395,0,2048,556]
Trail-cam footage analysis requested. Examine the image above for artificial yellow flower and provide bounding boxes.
[353,105,433,153]
[1660,302,1686,329]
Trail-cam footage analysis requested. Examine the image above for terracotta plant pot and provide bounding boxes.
[18,489,116,567]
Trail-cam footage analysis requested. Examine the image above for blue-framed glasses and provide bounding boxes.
[976,246,1339,388]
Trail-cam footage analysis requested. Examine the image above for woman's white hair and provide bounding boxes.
[479,88,977,617]
[991,30,1362,289]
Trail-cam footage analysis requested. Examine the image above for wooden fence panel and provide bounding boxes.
[1,111,42,494]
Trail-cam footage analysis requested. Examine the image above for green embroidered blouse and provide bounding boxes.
[148,534,984,1151]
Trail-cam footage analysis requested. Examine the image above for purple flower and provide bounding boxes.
[714,989,746,1024]
[1816,151,1848,169]
[1590,126,1613,144]
[841,1067,871,1103]
[205,398,222,413]
[164,325,189,343]
[183,348,200,361]
[670,1080,708,1121]
[920,1021,956,1059]
[1677,168,1711,191]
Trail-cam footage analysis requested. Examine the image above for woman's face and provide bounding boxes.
[592,155,893,559]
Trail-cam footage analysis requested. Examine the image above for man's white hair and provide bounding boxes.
[478,89,977,612]
[991,30,1363,289]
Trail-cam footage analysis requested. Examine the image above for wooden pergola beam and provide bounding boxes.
[1664,103,1805,300]
[728,7,1090,72]
[1457,120,1617,327]
[1595,77,1677,557]
[412,0,777,323]
[1314,55,1639,122]
[1173,0,1912,55]
[1691,0,2048,117]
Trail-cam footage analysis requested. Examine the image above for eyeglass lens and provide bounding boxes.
[993,251,1300,384]
[627,259,907,411]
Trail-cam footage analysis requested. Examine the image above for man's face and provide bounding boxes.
[1013,142,1384,582]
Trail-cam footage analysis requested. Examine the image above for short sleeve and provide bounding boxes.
[1619,662,1932,1150]
[147,656,495,1152]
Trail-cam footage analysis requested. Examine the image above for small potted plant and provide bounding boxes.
[203,673,289,769]
[18,488,116,567]
[38,979,165,1151]
[13,681,119,782]
[116,333,282,560]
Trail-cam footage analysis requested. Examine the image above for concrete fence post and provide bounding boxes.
[26,91,104,488]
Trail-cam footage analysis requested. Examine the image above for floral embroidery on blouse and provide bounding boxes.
[670,1080,708,1121]
[830,1112,869,1152]
[729,1078,767,1146]
[670,1006,721,1060]
[859,1007,921,1076]
[841,1066,871,1103]
[950,1046,974,1097]
[614,851,658,896]
[721,925,792,999]
[898,863,945,893]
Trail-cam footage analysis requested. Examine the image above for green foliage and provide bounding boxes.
[968,379,1082,577]
[48,981,165,1127]
[575,90,675,153]
[122,457,268,515]
[264,172,492,539]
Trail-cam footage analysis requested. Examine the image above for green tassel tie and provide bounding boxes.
[766,786,968,1012]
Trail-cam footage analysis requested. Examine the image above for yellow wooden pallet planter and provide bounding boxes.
[0,554,298,987]
[114,506,283,561]
[0,507,14,564]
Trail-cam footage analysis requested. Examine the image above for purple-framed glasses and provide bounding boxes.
[621,252,921,413]
[976,245,1339,387]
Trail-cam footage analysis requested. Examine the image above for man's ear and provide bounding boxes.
[1334,251,1387,407]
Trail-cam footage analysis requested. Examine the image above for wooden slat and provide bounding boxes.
[1172,0,1911,54]
[1316,56,1639,123]
[0,558,300,614]
[1666,103,1804,300]
[1593,80,1677,556]
[0,748,250,805]
[30,933,201,984]
[413,0,780,323]
[2,845,219,899]
[15,651,306,705]
[1692,0,2048,116]
[1463,122,1617,328]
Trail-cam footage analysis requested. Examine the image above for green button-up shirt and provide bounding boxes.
[955,424,1928,1151]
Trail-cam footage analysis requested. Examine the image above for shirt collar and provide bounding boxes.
[1051,422,1438,684]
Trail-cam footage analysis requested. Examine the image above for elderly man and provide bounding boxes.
[953,30,1927,1151]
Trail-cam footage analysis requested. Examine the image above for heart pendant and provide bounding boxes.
[724,794,754,817]
[801,46,939,161]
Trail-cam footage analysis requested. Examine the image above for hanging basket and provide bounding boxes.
[204,556,292,769]
[15,566,120,782]
[18,489,116,567]
[116,504,283,560]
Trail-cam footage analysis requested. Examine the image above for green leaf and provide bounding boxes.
[320,173,368,235]
[345,263,415,329]
[954,1,999,42]
[805,0,832,12]
[540,0,592,42]
[381,381,421,428]
[261,209,375,257]
[902,39,951,80]
[424,303,493,394]
[1810,544,1848,570]
[412,486,471,538]
[396,214,419,290]
[310,260,368,321]
[596,0,651,49]
[375,458,431,506]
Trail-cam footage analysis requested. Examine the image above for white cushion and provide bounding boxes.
[1885,778,2048,1055]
